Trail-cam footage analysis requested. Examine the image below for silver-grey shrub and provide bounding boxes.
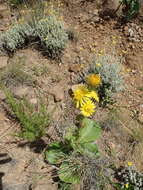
[89,54,124,106]
[75,54,124,106]
[90,54,123,93]
[0,15,68,58]
[36,16,68,58]
[1,24,25,52]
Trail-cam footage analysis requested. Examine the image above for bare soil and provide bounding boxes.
[0,0,143,189]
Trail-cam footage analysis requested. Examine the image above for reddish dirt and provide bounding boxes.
[0,0,143,189]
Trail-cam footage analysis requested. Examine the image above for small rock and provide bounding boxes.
[68,64,83,73]
[12,86,30,98]
[33,184,57,190]
[0,90,6,100]
[3,183,30,190]
[0,56,8,69]
[93,9,99,16]
[0,112,7,121]
[29,98,38,105]
[50,85,64,102]
[138,114,143,123]
[92,16,100,23]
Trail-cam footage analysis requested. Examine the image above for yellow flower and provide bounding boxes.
[80,100,96,117]
[73,85,90,108]
[96,63,101,67]
[125,183,129,188]
[127,162,133,166]
[88,91,99,102]
[86,74,101,87]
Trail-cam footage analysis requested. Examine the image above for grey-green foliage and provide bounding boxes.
[90,54,123,93]
[0,56,36,87]
[116,165,143,190]
[82,157,111,190]
[5,90,49,142]
[20,22,36,38]
[1,24,25,52]
[76,54,123,106]
[0,15,68,58]
[36,16,68,58]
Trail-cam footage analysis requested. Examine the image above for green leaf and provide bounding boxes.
[64,125,77,142]
[45,149,65,164]
[48,141,63,149]
[78,142,99,157]
[59,162,80,184]
[78,118,102,143]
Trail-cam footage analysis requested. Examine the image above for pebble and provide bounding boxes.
[0,90,6,100]
[12,86,31,98]
[0,56,8,69]
[50,84,64,102]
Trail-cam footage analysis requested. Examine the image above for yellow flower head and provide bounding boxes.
[96,63,101,67]
[125,183,129,189]
[86,91,99,102]
[127,162,133,167]
[80,100,96,117]
[73,85,90,108]
[86,74,101,87]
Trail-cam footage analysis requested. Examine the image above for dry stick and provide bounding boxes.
[118,119,134,136]
[115,102,142,108]
[113,1,123,15]
[0,122,18,140]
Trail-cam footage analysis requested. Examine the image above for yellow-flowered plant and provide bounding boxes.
[73,85,90,108]
[72,85,99,117]
[127,162,133,167]
[86,74,101,87]
[80,100,96,117]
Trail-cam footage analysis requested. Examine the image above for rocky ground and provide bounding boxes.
[0,0,143,190]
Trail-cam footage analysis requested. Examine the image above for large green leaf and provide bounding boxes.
[78,142,99,157]
[45,142,66,164]
[45,149,65,164]
[59,162,80,184]
[78,118,102,143]
[64,125,77,142]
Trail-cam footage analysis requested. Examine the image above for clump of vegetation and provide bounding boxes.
[45,118,102,185]
[115,162,143,190]
[72,84,99,117]
[121,0,140,20]
[82,157,111,190]
[36,16,68,58]
[5,90,49,142]
[0,2,68,58]
[8,0,23,7]
[0,56,36,87]
[0,24,26,52]
[76,54,123,107]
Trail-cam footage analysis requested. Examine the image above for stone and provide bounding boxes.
[92,16,100,23]
[138,114,143,124]
[28,98,38,105]
[3,183,30,190]
[0,56,8,69]
[0,112,7,121]
[0,90,6,100]
[33,184,57,190]
[68,64,83,73]
[50,85,64,102]
[12,86,30,98]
